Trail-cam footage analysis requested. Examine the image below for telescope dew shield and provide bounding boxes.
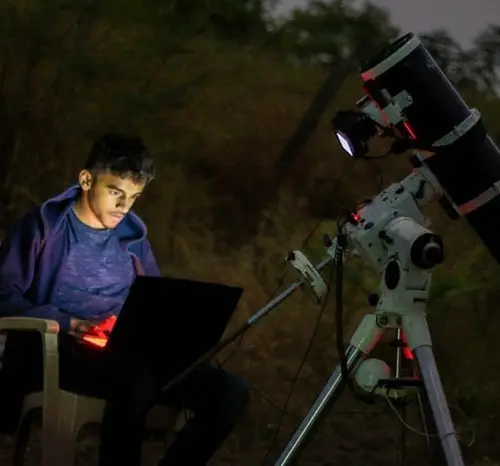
[360,32,500,264]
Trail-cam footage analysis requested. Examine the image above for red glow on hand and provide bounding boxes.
[81,315,117,348]
[99,315,117,332]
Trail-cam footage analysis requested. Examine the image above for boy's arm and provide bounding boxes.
[139,237,161,276]
[0,211,72,331]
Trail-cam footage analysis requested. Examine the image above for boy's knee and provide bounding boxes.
[105,372,156,419]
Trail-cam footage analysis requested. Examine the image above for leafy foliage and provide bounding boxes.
[421,26,500,94]
[272,0,399,66]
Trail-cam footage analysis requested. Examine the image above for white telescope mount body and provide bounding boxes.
[276,159,466,466]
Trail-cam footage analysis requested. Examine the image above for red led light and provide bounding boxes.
[403,121,417,140]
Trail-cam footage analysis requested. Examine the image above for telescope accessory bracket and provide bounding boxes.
[358,89,413,128]
[285,250,328,304]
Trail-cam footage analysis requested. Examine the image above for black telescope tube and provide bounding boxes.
[359,33,500,264]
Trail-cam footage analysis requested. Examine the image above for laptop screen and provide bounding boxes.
[105,276,243,377]
[82,277,243,351]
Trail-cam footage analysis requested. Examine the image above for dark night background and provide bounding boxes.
[0,0,500,465]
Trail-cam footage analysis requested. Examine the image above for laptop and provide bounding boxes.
[82,275,243,380]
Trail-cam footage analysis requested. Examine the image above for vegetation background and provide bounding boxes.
[0,0,499,464]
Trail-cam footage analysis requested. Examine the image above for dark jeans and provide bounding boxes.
[0,331,250,466]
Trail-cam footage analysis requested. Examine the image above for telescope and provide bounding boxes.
[272,32,500,466]
[159,32,500,466]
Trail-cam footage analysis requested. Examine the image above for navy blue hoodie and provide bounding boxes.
[0,185,160,331]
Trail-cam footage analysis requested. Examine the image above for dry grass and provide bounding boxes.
[1,4,500,465]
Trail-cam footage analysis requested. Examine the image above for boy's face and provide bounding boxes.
[79,169,146,229]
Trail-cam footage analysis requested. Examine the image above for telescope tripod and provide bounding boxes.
[274,261,465,466]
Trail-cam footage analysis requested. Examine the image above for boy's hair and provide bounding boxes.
[85,134,156,184]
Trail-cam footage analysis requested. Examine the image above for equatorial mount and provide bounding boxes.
[286,157,443,306]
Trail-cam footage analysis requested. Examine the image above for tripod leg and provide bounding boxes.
[402,313,464,466]
[274,314,383,466]
[414,346,464,466]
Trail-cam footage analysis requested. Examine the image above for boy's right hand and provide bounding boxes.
[69,318,106,338]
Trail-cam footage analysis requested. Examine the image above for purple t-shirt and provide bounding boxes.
[51,208,135,321]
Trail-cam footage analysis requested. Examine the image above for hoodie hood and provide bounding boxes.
[39,185,147,247]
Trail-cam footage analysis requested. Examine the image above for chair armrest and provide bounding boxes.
[0,317,59,334]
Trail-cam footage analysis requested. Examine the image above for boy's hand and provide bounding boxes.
[69,318,106,339]
[99,315,117,333]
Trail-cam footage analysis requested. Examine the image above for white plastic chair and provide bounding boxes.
[0,317,182,466]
